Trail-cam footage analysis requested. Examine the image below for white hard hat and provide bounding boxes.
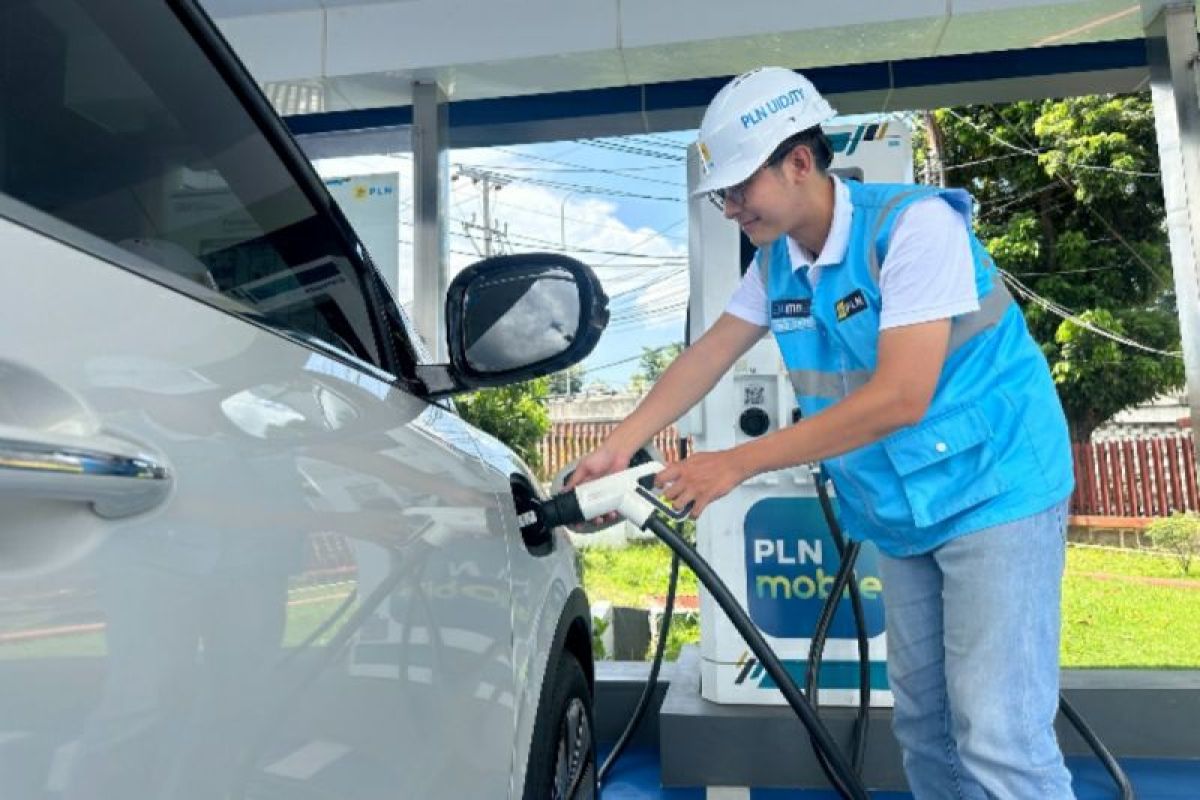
[693,67,837,197]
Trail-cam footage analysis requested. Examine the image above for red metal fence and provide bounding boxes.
[1071,432,1197,517]
[537,421,688,481]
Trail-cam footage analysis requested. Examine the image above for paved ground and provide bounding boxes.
[599,747,1200,800]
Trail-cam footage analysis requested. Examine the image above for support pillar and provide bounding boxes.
[411,82,449,361]
[1148,3,1200,475]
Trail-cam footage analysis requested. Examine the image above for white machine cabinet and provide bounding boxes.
[684,121,911,706]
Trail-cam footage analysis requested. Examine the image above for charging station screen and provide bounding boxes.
[743,497,886,639]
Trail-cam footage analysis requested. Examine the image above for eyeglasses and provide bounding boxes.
[706,169,760,213]
[705,139,803,212]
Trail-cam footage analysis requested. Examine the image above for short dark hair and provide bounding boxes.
[766,126,833,173]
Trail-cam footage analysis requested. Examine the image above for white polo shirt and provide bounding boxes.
[725,176,980,330]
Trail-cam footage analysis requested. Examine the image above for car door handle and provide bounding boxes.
[0,424,172,519]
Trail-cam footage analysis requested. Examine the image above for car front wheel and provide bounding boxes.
[523,651,596,800]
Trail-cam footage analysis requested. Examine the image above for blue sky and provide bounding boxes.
[316,130,697,388]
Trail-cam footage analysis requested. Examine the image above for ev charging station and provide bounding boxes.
[682,123,912,709]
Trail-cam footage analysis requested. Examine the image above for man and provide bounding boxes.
[567,67,1076,798]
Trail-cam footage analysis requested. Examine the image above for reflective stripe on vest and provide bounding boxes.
[949,278,1013,352]
[787,368,870,399]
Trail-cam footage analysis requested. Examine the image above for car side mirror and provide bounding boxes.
[415,254,609,398]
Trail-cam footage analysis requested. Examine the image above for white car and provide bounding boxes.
[0,1,605,798]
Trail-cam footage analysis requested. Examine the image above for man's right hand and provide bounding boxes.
[563,446,630,490]
[561,445,632,528]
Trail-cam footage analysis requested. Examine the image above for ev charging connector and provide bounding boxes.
[538,462,689,531]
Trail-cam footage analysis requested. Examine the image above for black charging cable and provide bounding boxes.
[596,445,687,787]
[596,541,679,785]
[598,310,697,787]
[640,513,871,800]
[808,469,872,773]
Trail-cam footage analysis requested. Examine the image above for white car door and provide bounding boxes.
[0,1,518,797]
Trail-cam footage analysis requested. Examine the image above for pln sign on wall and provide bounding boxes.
[324,173,402,302]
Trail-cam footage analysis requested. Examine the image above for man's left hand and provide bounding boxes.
[654,449,751,519]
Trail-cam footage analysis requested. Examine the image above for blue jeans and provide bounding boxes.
[879,500,1074,799]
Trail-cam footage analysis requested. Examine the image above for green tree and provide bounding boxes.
[916,95,1184,440]
[454,378,551,469]
[1146,511,1200,576]
[629,343,684,393]
[547,365,584,396]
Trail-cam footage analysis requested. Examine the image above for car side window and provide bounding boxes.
[0,0,412,375]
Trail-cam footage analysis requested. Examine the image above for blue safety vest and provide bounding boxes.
[760,181,1074,556]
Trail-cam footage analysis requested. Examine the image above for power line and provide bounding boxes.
[491,196,687,246]
[494,228,688,261]
[606,293,690,325]
[942,107,1171,291]
[601,270,687,301]
[625,134,690,151]
[578,138,687,162]
[1002,270,1183,358]
[449,180,689,247]
[595,217,688,266]
[608,296,689,317]
[1017,264,1130,276]
[477,162,680,174]
[396,216,686,263]
[480,163,684,190]
[486,171,684,203]
[581,352,647,374]
[397,236,488,261]
[607,308,689,332]
[608,294,689,320]
[942,108,1160,178]
[489,146,686,187]
[582,342,683,375]
[605,268,689,302]
[941,151,1027,173]
[976,183,1063,220]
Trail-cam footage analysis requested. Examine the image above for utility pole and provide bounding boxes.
[922,110,947,187]
[456,167,508,257]
[480,170,494,256]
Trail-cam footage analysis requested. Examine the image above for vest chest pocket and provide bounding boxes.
[881,404,1009,528]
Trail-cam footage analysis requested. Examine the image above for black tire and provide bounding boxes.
[522,651,596,800]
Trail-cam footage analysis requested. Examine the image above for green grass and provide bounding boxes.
[1066,545,1200,582]
[663,612,700,661]
[579,541,699,607]
[581,541,1200,668]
